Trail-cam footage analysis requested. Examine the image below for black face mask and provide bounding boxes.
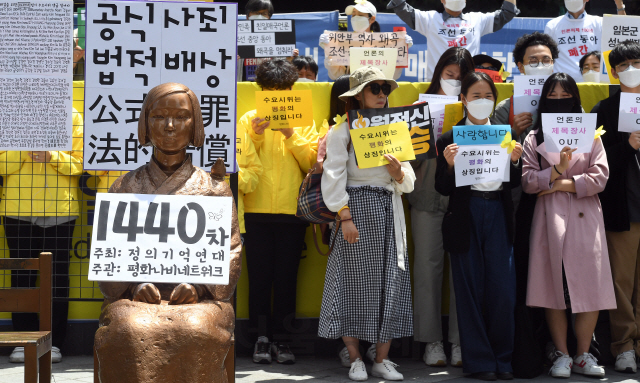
[545,97,576,114]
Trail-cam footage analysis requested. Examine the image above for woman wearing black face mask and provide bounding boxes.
[521,73,614,379]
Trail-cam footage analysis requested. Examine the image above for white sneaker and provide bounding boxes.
[9,347,24,363]
[51,346,62,363]
[365,344,376,363]
[252,336,272,364]
[423,341,446,366]
[451,343,462,367]
[615,350,637,373]
[549,351,572,378]
[339,347,351,368]
[572,353,605,378]
[349,358,368,381]
[371,359,403,381]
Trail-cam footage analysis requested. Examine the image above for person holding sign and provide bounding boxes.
[239,59,318,365]
[544,0,626,81]
[522,73,613,378]
[592,40,640,374]
[408,46,474,368]
[387,0,518,81]
[435,72,523,381]
[319,66,415,381]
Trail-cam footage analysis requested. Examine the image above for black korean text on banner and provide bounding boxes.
[325,30,409,68]
[237,19,296,59]
[89,193,233,285]
[84,1,238,173]
[0,0,74,151]
[347,103,435,161]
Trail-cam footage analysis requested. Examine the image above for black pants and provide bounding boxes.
[4,217,75,348]
[244,219,307,342]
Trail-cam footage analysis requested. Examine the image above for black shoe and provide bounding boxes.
[497,372,514,380]
[271,342,295,364]
[471,372,497,381]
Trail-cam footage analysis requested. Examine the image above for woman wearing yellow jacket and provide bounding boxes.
[0,109,84,364]
[239,59,318,365]
[237,124,263,235]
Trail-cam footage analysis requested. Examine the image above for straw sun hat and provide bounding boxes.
[338,66,398,102]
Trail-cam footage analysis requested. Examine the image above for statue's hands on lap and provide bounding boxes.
[169,283,199,305]
[132,283,162,304]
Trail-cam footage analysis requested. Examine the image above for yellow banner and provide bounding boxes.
[255,90,314,129]
[350,121,415,168]
[443,102,464,135]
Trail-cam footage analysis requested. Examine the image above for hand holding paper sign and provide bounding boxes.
[444,143,459,170]
[384,154,404,181]
[251,117,270,135]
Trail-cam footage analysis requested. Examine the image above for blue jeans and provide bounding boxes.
[450,197,516,374]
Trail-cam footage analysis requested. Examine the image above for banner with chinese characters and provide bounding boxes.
[84,1,237,172]
[541,113,597,153]
[453,145,510,187]
[618,92,640,133]
[254,90,313,129]
[350,48,397,79]
[89,193,233,285]
[324,30,408,67]
[601,14,640,84]
[347,103,434,160]
[418,95,459,140]
[349,121,415,168]
[237,19,296,58]
[0,0,74,151]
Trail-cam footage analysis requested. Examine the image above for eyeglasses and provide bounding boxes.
[615,60,640,73]
[367,82,392,96]
[476,65,499,71]
[527,57,554,67]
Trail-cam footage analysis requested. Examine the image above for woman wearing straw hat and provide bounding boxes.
[319,66,415,381]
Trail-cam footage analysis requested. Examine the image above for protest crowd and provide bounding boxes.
[4,0,640,381]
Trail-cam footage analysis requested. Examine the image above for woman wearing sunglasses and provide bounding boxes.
[319,66,415,381]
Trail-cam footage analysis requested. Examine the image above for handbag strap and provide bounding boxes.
[312,220,341,256]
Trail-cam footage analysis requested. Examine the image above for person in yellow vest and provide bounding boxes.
[1,108,84,364]
[238,58,318,365]
[237,124,263,236]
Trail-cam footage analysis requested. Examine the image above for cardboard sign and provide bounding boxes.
[417,95,458,139]
[350,48,397,79]
[89,193,233,285]
[619,92,640,133]
[347,103,435,160]
[541,113,597,153]
[513,95,541,116]
[453,125,510,145]
[237,19,297,58]
[349,121,415,168]
[454,145,510,187]
[324,30,408,67]
[601,14,640,84]
[255,90,313,129]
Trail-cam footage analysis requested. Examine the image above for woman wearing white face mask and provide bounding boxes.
[319,0,412,80]
[435,72,523,381]
[579,51,602,83]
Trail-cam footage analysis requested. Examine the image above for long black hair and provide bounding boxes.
[425,47,474,94]
[532,73,582,135]
[330,75,351,123]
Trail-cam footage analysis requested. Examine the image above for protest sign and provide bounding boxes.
[85,1,238,172]
[619,92,640,133]
[0,0,74,151]
[454,145,510,187]
[255,90,313,129]
[513,95,541,115]
[514,75,548,97]
[347,103,434,160]
[442,102,465,135]
[349,121,415,168]
[237,19,296,58]
[541,113,597,153]
[418,95,458,139]
[350,48,397,79]
[601,14,640,84]
[453,125,511,145]
[89,193,233,285]
[324,30,408,67]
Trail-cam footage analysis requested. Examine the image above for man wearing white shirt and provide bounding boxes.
[387,0,519,81]
[544,0,626,81]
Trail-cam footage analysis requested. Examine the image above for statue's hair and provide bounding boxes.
[138,82,204,147]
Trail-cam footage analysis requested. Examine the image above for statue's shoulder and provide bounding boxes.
[108,166,149,194]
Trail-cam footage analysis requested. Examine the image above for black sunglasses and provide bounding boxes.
[366,82,392,96]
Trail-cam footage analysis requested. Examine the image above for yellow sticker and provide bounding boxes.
[442,102,464,135]
[349,121,416,169]
[255,90,314,129]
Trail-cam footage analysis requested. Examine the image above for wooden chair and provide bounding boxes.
[0,252,53,383]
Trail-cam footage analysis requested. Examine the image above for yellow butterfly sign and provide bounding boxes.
[501,132,517,154]
[255,90,314,129]
[349,121,416,169]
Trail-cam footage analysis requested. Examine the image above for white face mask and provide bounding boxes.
[618,65,640,89]
[465,98,495,120]
[445,0,466,12]
[523,63,554,76]
[248,14,268,20]
[440,78,461,96]
[582,70,600,83]
[564,0,585,13]
[296,77,314,83]
[351,16,370,33]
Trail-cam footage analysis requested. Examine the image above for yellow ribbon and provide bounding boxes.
[319,119,330,137]
[334,113,347,126]
[354,0,367,5]
[500,132,517,154]
[594,125,606,139]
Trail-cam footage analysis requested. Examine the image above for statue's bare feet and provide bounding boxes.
[132,283,161,304]
[169,283,198,305]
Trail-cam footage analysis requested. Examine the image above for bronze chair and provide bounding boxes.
[0,252,52,383]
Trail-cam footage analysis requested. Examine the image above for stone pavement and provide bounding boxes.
[0,356,639,383]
